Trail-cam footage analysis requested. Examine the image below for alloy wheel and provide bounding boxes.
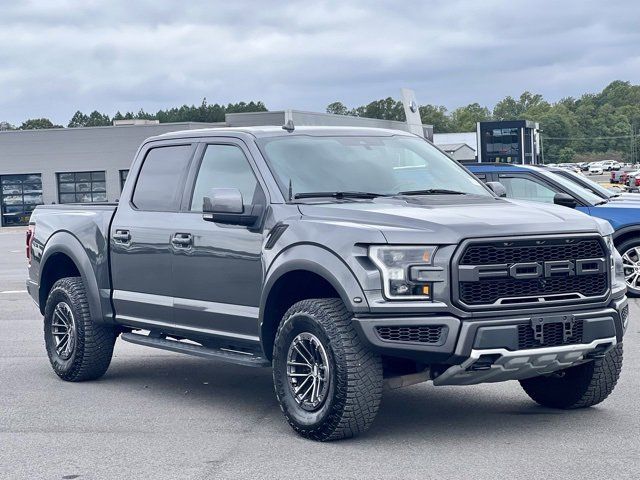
[51,302,76,360]
[286,332,331,411]
[621,246,640,291]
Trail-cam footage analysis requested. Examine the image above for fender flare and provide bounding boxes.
[612,225,640,243]
[39,231,109,324]
[260,243,369,322]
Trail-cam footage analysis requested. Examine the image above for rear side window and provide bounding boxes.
[132,145,192,211]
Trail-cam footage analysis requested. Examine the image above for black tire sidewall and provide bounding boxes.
[273,312,341,434]
[44,281,85,377]
[616,237,640,296]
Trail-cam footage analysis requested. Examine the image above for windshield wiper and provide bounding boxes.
[397,189,467,196]
[293,191,388,200]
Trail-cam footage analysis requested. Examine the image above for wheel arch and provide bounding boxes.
[259,244,368,360]
[612,225,640,247]
[39,231,110,324]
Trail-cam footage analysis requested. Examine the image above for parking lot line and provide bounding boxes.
[1,290,27,294]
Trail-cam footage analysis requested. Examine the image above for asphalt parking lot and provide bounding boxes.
[1,227,639,480]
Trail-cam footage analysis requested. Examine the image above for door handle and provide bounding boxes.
[171,233,193,247]
[113,230,131,243]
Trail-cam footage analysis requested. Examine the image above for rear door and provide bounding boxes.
[110,142,196,329]
[169,140,267,342]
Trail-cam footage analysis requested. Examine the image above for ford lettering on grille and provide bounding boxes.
[459,258,607,282]
[455,237,610,308]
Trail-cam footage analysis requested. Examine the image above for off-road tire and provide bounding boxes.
[520,343,623,409]
[44,277,116,381]
[273,298,383,441]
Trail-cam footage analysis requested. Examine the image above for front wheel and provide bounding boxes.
[519,344,623,409]
[272,298,383,441]
[617,237,640,297]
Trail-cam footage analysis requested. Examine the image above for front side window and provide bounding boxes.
[57,171,107,203]
[258,135,491,198]
[498,175,557,203]
[190,144,260,211]
[132,145,192,211]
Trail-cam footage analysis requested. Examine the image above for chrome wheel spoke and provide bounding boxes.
[622,246,640,290]
[51,302,75,360]
[286,332,331,411]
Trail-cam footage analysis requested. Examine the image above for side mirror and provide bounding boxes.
[485,181,507,198]
[553,192,578,208]
[203,188,263,227]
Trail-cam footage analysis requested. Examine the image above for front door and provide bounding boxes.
[170,142,266,343]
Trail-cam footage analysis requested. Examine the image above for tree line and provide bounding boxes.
[0,99,267,131]
[327,80,640,163]
[2,81,639,163]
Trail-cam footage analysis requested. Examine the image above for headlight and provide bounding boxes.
[604,235,624,287]
[369,245,437,300]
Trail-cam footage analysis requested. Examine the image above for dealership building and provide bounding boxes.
[0,110,433,227]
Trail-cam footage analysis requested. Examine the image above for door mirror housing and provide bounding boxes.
[485,181,507,198]
[553,192,578,208]
[203,188,263,227]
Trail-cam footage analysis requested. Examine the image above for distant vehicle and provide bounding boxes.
[600,160,620,171]
[589,164,604,175]
[611,167,634,184]
[578,162,590,171]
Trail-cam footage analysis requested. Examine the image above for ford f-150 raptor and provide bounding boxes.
[27,126,628,441]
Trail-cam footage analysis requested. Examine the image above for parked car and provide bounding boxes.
[589,163,604,175]
[26,127,627,441]
[548,167,639,202]
[610,167,633,184]
[601,160,620,171]
[468,162,640,296]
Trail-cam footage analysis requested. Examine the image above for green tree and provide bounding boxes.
[418,104,452,132]
[85,111,111,127]
[451,103,491,132]
[326,102,349,115]
[558,147,576,163]
[20,118,62,130]
[68,111,89,127]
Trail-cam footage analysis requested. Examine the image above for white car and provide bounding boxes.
[600,160,619,171]
[588,164,604,175]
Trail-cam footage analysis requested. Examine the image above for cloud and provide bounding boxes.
[1,0,639,125]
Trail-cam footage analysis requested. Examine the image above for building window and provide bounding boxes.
[120,170,129,191]
[1,174,43,226]
[57,171,107,203]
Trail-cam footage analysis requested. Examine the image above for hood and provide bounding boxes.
[298,195,611,244]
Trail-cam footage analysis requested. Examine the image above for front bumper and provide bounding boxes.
[352,296,628,384]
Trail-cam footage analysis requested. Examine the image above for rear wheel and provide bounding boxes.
[519,344,623,409]
[617,237,640,297]
[272,298,383,441]
[44,277,117,381]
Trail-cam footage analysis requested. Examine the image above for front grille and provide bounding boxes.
[517,320,584,349]
[376,325,446,345]
[460,239,604,265]
[456,237,609,308]
[460,275,608,305]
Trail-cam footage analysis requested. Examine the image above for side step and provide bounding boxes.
[121,332,271,368]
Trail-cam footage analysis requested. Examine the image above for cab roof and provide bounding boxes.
[147,125,416,143]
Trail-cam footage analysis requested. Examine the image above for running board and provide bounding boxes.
[120,332,271,368]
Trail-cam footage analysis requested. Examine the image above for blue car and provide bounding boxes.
[467,163,640,295]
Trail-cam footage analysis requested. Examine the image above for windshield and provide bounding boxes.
[540,170,606,204]
[257,135,491,199]
[559,170,614,199]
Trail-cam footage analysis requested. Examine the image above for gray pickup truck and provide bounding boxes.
[27,126,628,441]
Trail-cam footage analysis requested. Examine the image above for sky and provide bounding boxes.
[1,0,639,126]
